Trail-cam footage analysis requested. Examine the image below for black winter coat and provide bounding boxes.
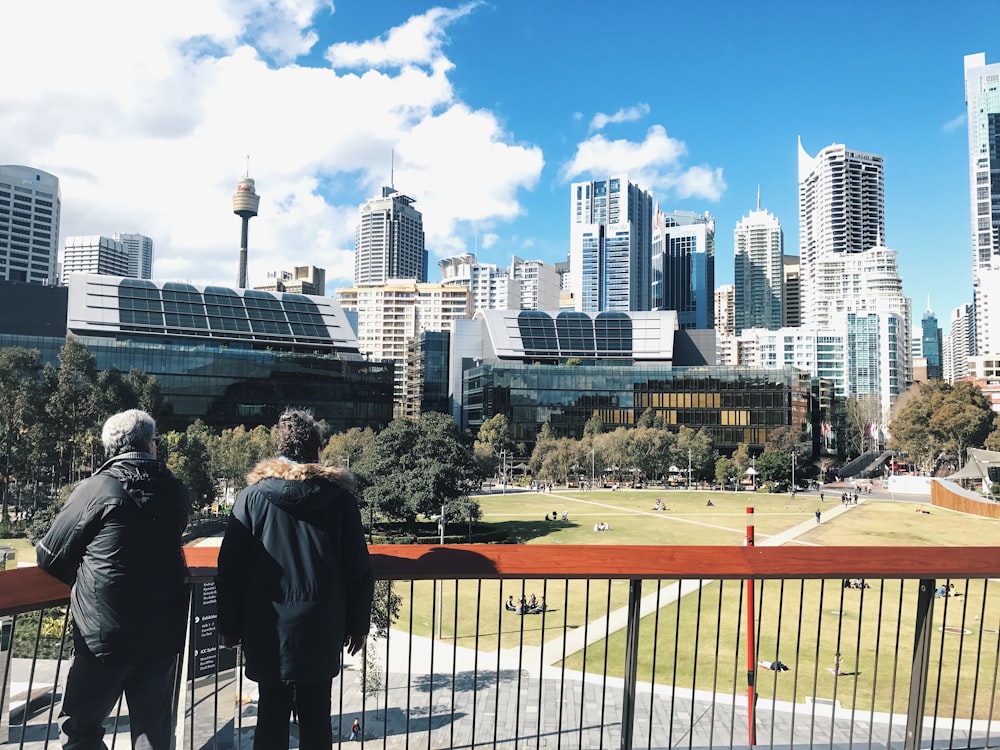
[36,453,190,662]
[216,459,374,684]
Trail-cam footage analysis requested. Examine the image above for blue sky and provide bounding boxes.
[2,0,998,332]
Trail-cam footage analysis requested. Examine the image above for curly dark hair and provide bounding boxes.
[275,408,322,462]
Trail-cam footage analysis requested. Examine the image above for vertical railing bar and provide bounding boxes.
[848,577,866,750]
[515,576,527,750]
[865,577,887,750]
[807,579,824,750]
[788,580,805,747]
[493,577,504,750]
[212,615,221,750]
[381,581,392,744]
[336,605,345,748]
[620,577,642,750]
[708,578,724,750]
[557,577,571,750]
[830,578,846,750]
[669,577,683,748]
[405,579,415,750]
[110,694,124,749]
[645,578,663,750]
[14,607,46,747]
[427,578,437,750]
[729,579,745,750]
[904,578,935,750]
[236,643,244,749]
[599,578,612,750]
[965,577,987,746]
[983,576,1000,750]
[769,578,787,750]
[929,579,949,747]
[948,578,972,749]
[753,578,765,749]
[2,612,16,748]
[450,579,459,750]
[689,578,703,750]
[38,606,71,750]
[578,579,591,750]
[886,579,905,750]
[471,579,482,750]
[536,578,549,750]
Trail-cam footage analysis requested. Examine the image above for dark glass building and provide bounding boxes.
[0,276,394,433]
[451,309,828,455]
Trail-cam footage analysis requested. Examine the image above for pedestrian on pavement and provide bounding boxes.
[815,510,821,523]
[218,408,375,750]
[37,409,190,750]
[350,717,361,741]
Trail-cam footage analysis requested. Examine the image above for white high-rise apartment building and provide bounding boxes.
[0,165,61,285]
[965,53,1000,355]
[944,303,976,383]
[736,326,847,398]
[337,280,471,414]
[782,255,801,327]
[510,256,559,311]
[734,203,783,333]
[798,140,884,327]
[439,253,519,312]
[354,187,426,286]
[61,235,130,283]
[570,175,653,312]
[115,233,154,279]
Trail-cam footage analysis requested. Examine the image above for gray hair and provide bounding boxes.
[101,409,157,457]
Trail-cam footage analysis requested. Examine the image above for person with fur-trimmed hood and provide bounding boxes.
[216,409,374,750]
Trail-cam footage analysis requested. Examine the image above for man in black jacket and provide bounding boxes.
[36,409,190,750]
[217,408,374,750]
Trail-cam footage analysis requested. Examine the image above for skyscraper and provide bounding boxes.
[61,235,130,283]
[115,233,154,279]
[733,202,783,334]
[782,255,801,327]
[439,253,519,312]
[944,302,976,383]
[569,175,653,312]
[0,165,61,285]
[797,140,884,327]
[921,306,943,380]
[965,52,1000,354]
[355,187,426,286]
[652,208,715,329]
[509,256,560,311]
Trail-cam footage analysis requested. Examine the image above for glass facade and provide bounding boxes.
[464,364,814,454]
[0,333,394,434]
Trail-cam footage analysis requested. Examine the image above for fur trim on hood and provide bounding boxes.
[246,458,356,491]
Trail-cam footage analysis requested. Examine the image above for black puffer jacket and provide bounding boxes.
[36,453,190,662]
[216,459,374,684]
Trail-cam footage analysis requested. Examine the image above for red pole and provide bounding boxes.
[746,506,757,745]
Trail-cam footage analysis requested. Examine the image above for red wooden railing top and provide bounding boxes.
[3,544,999,616]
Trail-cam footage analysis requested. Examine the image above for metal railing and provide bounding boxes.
[2,544,999,749]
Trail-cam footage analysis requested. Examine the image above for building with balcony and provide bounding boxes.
[438,253,518,312]
[60,235,130,283]
[0,164,61,285]
[734,205,783,334]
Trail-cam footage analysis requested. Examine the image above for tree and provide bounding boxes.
[583,415,604,437]
[0,347,48,521]
[353,413,483,527]
[162,421,216,513]
[673,427,714,482]
[211,425,274,499]
[321,427,375,469]
[731,443,752,485]
[844,395,882,458]
[757,449,791,484]
[890,381,997,470]
[715,456,733,486]
[986,428,1000,453]
[765,426,803,454]
[46,338,104,484]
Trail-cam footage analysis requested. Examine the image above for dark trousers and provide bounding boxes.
[60,651,178,750]
[254,680,332,750]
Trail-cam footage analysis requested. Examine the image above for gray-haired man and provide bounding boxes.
[37,409,190,750]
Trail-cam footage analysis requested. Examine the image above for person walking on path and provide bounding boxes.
[350,717,361,741]
[37,409,190,750]
[217,408,375,750]
[815,510,821,523]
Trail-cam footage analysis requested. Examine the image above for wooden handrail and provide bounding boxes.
[4,544,999,615]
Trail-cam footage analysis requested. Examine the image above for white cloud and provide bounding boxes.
[589,103,650,132]
[0,1,543,288]
[481,233,500,250]
[943,113,966,133]
[559,125,725,202]
[325,2,480,69]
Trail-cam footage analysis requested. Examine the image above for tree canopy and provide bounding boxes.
[889,381,997,470]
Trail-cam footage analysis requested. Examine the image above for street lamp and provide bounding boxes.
[790,450,796,496]
[687,447,692,491]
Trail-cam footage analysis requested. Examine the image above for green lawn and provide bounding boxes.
[400,489,1000,719]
